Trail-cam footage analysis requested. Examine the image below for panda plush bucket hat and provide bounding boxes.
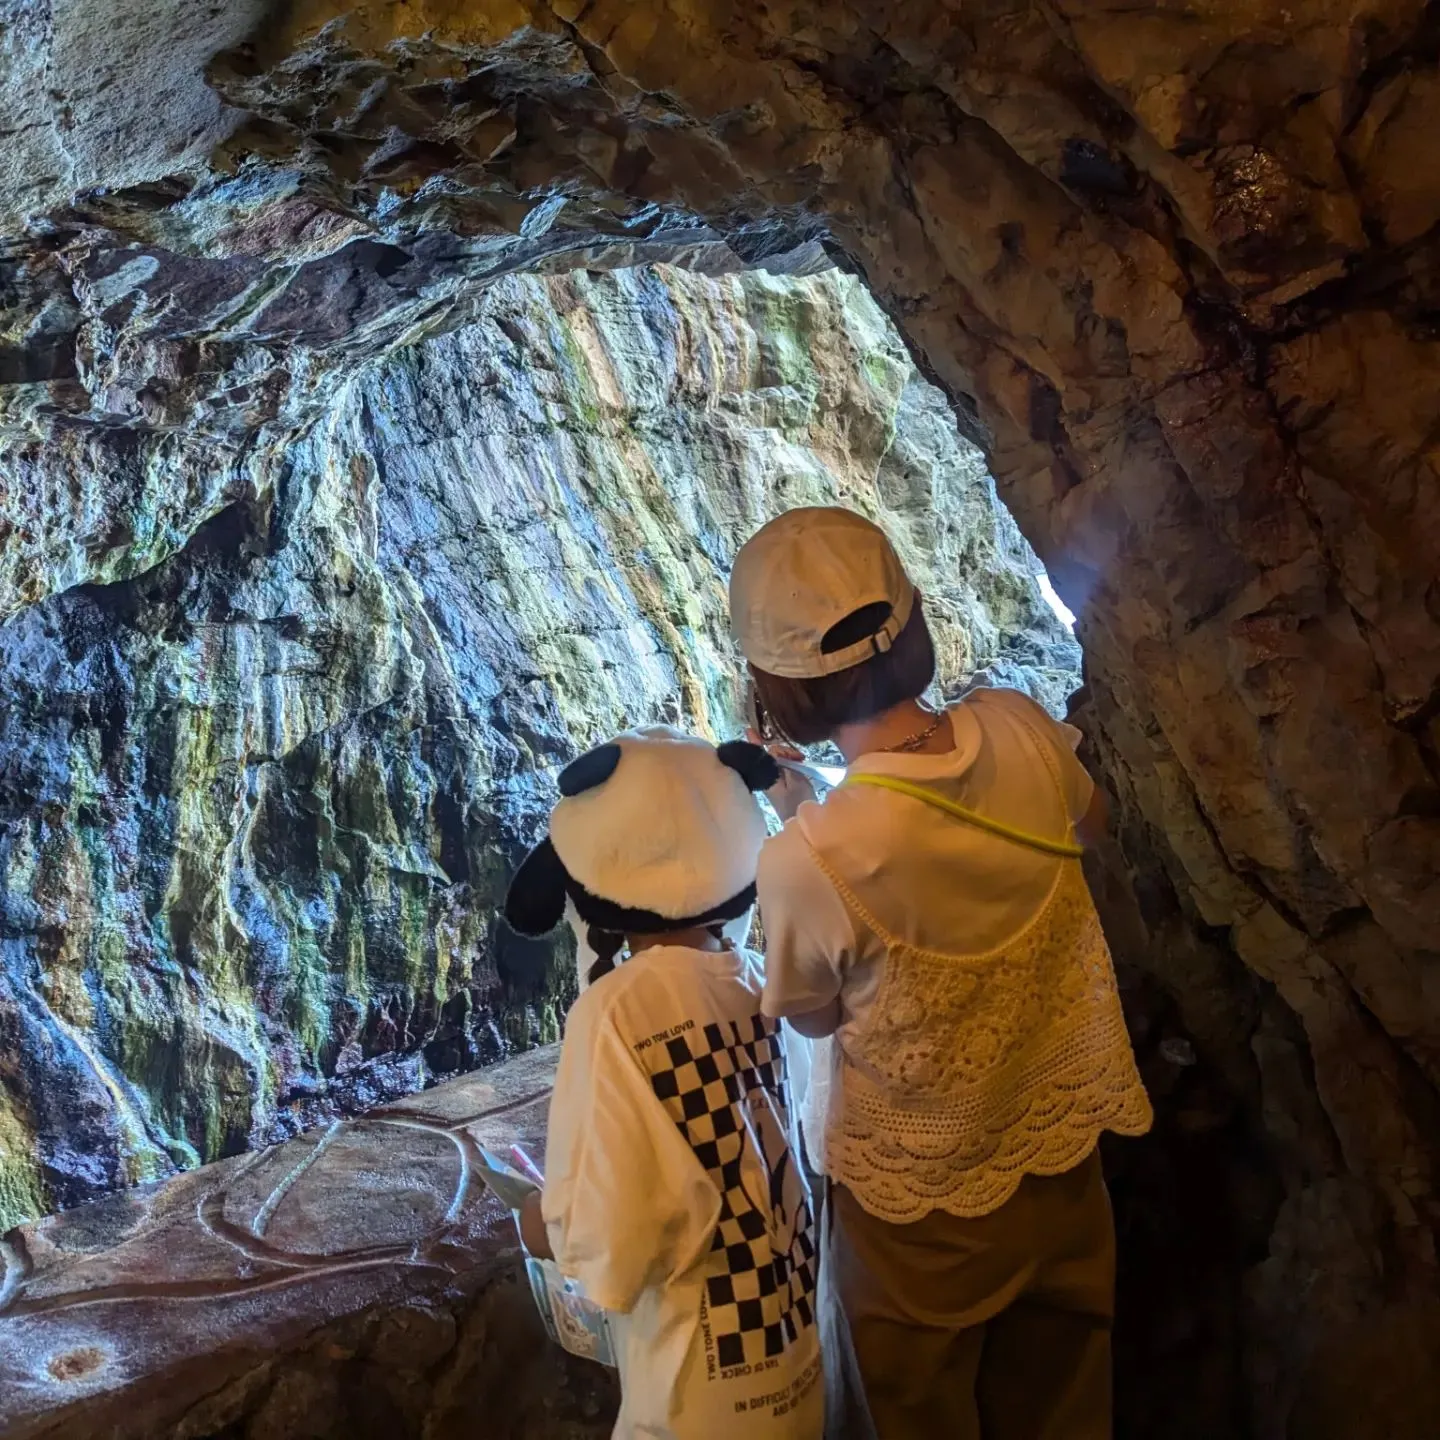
[504,726,780,947]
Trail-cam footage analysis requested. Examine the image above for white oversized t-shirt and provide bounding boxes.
[543,943,824,1440]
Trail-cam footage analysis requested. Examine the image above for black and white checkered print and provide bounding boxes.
[646,1015,818,1370]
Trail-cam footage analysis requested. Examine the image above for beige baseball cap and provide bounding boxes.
[729,507,916,679]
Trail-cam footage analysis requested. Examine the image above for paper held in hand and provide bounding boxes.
[743,681,844,793]
[476,1146,618,1369]
[776,756,845,791]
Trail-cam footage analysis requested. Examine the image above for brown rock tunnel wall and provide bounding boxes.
[1,2,1439,1435]
[202,7,1440,1428]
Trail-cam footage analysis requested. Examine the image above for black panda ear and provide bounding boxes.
[716,739,781,792]
[558,743,622,798]
[503,836,569,937]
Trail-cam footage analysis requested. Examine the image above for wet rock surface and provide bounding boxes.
[0,1046,619,1439]
[2,2,1439,1434]
[0,253,1072,1225]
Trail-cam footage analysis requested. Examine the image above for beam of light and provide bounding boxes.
[1036,571,1076,630]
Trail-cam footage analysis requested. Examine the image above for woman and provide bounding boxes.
[729,507,1152,1439]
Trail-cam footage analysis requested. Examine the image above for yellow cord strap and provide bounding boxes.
[845,773,1085,859]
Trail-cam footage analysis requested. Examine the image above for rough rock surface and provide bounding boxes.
[0,1046,620,1439]
[1,1,1438,1435]
[0,254,1073,1227]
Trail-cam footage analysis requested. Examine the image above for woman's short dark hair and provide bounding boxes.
[750,596,936,746]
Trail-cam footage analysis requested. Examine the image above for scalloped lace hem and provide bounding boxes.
[825,1056,1154,1224]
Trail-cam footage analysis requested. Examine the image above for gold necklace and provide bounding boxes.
[881,709,945,754]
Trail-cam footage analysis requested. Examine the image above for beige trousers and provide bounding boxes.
[830,1151,1115,1440]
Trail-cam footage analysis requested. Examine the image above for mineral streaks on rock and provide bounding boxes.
[0,0,1436,1430]
[356,263,1076,736]
[0,1047,617,1439]
[0,258,1073,1231]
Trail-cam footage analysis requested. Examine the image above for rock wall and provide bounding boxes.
[0,256,1074,1231]
[0,1049,621,1440]
[2,1,1439,1433]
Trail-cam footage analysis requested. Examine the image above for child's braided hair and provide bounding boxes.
[586,925,625,987]
[584,921,731,987]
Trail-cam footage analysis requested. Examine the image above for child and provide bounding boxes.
[729,507,1152,1440]
[504,726,825,1440]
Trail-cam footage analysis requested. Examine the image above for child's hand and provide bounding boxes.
[746,728,816,822]
[519,1188,554,1260]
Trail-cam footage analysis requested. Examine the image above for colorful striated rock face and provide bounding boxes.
[3,2,1440,1434]
[0,257,1075,1231]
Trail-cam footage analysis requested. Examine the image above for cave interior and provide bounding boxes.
[1,2,1440,1438]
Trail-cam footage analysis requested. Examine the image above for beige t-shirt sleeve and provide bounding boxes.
[542,986,720,1312]
[990,689,1096,822]
[756,819,858,1020]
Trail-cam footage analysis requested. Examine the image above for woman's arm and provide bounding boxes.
[756,827,852,1024]
[1075,782,1109,848]
[785,997,843,1039]
[997,688,1108,847]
